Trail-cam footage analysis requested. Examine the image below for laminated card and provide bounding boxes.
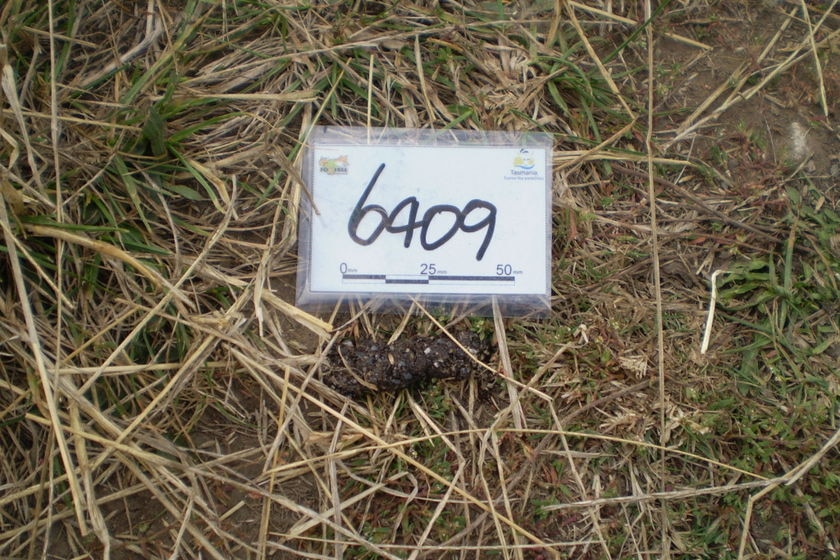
[296,127,553,316]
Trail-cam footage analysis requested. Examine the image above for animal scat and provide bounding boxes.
[323,330,491,398]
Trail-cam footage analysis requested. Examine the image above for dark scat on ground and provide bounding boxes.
[323,330,494,398]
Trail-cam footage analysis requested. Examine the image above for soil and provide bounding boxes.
[656,3,840,190]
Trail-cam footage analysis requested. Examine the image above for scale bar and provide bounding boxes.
[343,273,386,280]
[385,278,429,285]
[343,273,516,284]
[431,275,514,282]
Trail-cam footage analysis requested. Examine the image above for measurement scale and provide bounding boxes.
[341,273,516,285]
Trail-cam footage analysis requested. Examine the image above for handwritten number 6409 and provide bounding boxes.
[347,163,496,261]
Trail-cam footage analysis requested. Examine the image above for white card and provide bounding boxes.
[296,128,552,314]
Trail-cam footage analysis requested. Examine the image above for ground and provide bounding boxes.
[0,1,838,559]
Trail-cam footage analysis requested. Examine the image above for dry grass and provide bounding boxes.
[1,1,838,559]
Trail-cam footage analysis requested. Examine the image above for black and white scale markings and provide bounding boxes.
[341,272,516,285]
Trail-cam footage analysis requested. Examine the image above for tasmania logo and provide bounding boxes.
[319,155,349,175]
